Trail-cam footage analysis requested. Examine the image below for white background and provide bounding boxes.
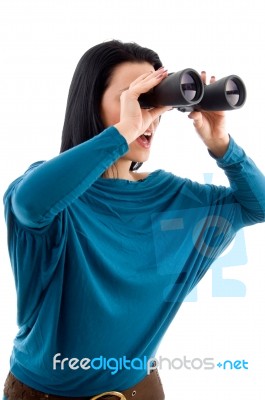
[0,0,265,399]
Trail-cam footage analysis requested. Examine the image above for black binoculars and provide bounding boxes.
[139,68,247,112]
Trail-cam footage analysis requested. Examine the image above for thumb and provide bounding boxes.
[149,105,173,121]
[188,111,203,129]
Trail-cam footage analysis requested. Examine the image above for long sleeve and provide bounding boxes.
[148,136,265,300]
[7,126,129,228]
[210,136,265,226]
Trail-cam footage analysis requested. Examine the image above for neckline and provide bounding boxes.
[97,169,162,186]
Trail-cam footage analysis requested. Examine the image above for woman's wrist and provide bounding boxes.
[114,122,137,145]
[206,135,230,158]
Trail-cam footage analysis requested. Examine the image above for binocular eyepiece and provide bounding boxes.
[139,68,247,112]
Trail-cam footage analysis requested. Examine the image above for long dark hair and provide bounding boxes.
[60,39,163,170]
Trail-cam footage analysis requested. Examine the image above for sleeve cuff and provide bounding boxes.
[208,135,246,168]
[103,125,129,154]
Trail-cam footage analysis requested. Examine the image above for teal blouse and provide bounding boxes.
[3,126,265,396]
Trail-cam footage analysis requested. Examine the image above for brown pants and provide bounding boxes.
[3,369,165,400]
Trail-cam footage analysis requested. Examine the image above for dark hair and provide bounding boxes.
[60,39,163,171]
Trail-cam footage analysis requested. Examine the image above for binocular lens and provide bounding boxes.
[181,73,197,101]
[139,69,246,111]
[225,79,240,106]
[193,74,246,111]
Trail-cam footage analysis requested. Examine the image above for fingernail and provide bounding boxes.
[156,70,168,79]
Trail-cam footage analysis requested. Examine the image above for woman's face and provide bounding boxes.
[100,61,160,164]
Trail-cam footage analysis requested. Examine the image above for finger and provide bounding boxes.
[201,71,206,85]
[188,111,203,127]
[129,69,168,96]
[188,110,201,120]
[129,71,155,87]
[130,67,165,87]
[148,105,172,121]
[210,75,216,84]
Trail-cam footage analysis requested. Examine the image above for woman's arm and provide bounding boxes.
[10,126,128,228]
[8,69,171,229]
[213,136,265,226]
[187,74,265,225]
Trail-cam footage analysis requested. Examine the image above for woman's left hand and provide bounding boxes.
[188,72,230,158]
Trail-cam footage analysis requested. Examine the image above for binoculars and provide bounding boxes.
[139,68,247,112]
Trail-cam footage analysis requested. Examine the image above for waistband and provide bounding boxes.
[4,370,165,400]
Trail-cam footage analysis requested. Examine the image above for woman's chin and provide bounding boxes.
[128,148,151,164]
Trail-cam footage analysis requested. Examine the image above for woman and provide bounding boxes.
[3,40,265,399]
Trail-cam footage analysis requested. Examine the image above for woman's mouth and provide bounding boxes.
[136,131,152,149]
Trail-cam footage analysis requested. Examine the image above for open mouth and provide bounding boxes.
[142,132,152,142]
[136,131,153,148]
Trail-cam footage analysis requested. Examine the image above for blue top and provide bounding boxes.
[3,126,265,396]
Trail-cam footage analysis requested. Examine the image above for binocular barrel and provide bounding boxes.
[138,69,247,112]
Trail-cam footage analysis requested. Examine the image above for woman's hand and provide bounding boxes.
[115,67,172,144]
[188,72,230,158]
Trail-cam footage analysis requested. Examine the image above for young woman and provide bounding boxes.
[3,40,265,400]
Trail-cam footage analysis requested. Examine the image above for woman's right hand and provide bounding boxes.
[114,67,171,144]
